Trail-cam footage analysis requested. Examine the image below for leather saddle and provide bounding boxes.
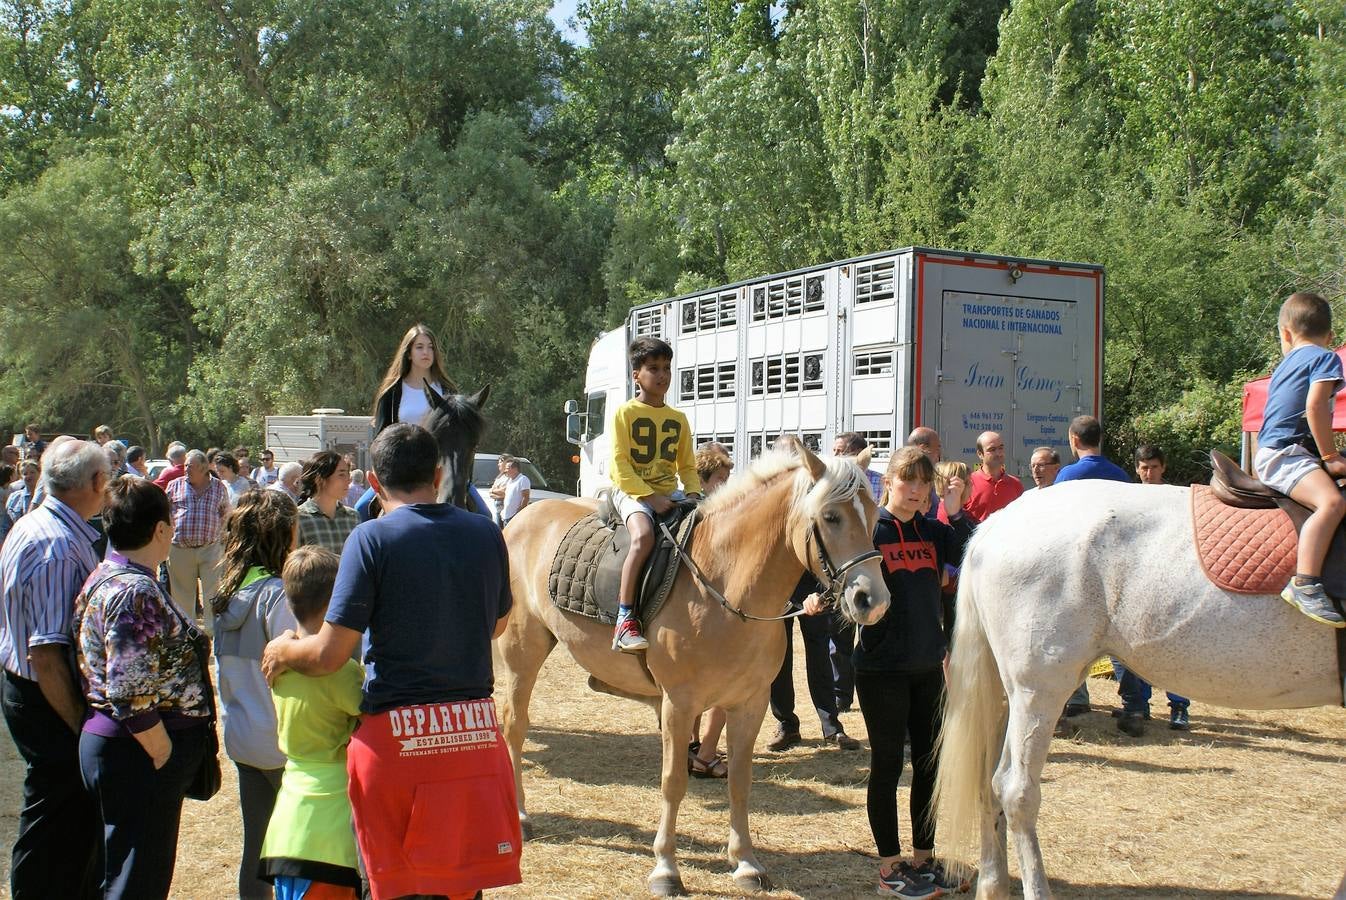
[547,498,700,627]
[1200,450,1346,600]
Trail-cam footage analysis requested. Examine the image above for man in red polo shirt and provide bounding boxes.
[964,431,1023,521]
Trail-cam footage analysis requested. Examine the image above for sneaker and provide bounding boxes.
[766,726,802,752]
[1169,707,1191,731]
[1280,580,1346,628]
[877,864,941,898]
[830,731,861,751]
[612,618,649,653]
[1062,703,1091,718]
[913,859,970,893]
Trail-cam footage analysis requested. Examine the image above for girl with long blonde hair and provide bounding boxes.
[371,323,457,434]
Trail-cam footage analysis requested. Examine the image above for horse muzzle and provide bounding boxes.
[841,572,889,627]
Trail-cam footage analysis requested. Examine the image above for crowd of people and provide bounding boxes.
[0,323,526,900]
[0,293,1332,900]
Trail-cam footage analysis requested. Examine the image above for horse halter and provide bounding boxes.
[808,521,881,610]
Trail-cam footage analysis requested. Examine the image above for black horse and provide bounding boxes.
[423,381,491,511]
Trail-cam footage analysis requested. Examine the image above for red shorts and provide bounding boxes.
[347,699,522,900]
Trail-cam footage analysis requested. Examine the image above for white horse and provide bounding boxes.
[935,480,1342,900]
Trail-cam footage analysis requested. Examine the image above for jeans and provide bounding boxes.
[235,762,285,899]
[1115,661,1189,714]
[79,724,209,899]
[855,668,943,857]
[1,670,99,900]
[769,613,845,738]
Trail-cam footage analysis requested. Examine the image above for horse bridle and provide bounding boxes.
[659,517,881,623]
[807,521,882,610]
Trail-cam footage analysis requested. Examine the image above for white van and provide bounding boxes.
[567,246,1103,497]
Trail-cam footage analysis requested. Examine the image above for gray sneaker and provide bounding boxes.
[1280,580,1346,628]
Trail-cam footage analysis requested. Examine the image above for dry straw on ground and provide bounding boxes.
[2,651,1343,898]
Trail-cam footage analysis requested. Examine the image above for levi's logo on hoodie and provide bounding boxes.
[879,541,936,574]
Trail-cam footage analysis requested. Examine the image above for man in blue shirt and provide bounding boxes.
[1055,415,1132,731]
[0,441,110,899]
[1054,416,1131,484]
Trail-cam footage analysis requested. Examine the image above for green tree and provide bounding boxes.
[0,155,190,449]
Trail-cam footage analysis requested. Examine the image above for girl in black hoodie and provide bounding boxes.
[857,446,974,896]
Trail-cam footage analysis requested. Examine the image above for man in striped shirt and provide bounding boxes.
[0,440,110,899]
[165,450,231,631]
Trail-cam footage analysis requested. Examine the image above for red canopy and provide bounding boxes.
[1242,346,1346,432]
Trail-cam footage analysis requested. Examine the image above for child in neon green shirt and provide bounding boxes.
[259,547,364,899]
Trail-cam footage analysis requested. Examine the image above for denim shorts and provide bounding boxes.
[1254,443,1323,495]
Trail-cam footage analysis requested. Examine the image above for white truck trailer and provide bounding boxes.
[566,246,1103,498]
[263,410,374,469]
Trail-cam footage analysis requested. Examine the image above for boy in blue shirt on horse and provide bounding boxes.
[1254,291,1346,627]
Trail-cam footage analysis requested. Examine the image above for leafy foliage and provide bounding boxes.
[1,0,1344,477]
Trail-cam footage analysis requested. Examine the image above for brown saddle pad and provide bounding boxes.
[547,509,698,626]
[1191,484,1296,594]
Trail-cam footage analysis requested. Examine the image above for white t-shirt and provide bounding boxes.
[398,381,442,427]
[502,473,531,520]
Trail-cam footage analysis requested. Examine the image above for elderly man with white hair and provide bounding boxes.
[268,461,303,502]
[153,441,189,489]
[165,450,230,631]
[0,440,109,898]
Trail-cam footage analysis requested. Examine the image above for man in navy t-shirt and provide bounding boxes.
[261,423,511,707]
[261,423,517,896]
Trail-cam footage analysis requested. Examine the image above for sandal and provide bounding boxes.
[689,753,728,779]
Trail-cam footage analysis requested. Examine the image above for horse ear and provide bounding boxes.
[801,444,827,482]
[856,447,873,470]
[468,384,491,409]
[424,379,450,412]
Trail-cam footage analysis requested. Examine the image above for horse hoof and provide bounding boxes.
[520,818,534,841]
[734,872,773,892]
[649,874,687,896]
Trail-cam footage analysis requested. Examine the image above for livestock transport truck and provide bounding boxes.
[566,247,1104,498]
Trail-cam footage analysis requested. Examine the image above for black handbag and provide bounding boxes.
[89,565,222,801]
[170,594,221,802]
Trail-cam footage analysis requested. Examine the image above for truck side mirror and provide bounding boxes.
[565,413,584,446]
[563,399,579,414]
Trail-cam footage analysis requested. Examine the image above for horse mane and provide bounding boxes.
[699,450,870,528]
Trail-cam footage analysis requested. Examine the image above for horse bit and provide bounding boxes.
[659,519,881,623]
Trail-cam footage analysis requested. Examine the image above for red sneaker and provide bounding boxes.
[612,618,649,653]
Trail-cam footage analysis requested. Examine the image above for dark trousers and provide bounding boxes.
[79,724,209,899]
[769,613,844,738]
[1,670,99,900]
[236,761,285,900]
[830,620,856,710]
[855,667,943,857]
[1115,662,1189,713]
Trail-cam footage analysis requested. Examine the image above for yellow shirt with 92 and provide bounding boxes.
[611,398,702,499]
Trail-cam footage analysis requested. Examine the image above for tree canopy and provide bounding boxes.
[2,0,1342,481]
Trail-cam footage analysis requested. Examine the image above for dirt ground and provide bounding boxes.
[2,650,1344,899]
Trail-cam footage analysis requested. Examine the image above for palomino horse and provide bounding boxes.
[934,480,1343,899]
[497,447,890,895]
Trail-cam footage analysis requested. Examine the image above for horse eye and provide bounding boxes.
[822,511,840,525]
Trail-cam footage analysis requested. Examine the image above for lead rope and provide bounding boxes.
[658,522,807,622]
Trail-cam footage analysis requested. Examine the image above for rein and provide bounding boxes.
[658,517,880,624]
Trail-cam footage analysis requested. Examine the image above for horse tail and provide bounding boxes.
[934,532,1007,872]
